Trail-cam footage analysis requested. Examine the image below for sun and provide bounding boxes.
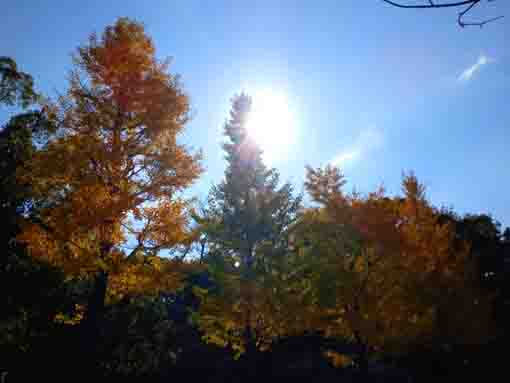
[245,89,296,163]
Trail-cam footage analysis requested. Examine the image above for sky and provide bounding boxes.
[2,0,510,226]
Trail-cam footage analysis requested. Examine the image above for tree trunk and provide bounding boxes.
[84,270,108,332]
[242,242,259,379]
[353,330,370,379]
[79,269,108,376]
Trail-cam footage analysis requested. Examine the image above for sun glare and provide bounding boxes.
[245,89,296,163]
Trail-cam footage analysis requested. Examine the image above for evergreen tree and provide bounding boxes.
[0,56,39,108]
[0,65,70,366]
[196,93,301,355]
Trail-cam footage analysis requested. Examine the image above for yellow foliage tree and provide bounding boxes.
[17,18,202,336]
[298,166,495,365]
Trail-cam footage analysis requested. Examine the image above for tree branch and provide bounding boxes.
[381,0,504,28]
[382,0,479,8]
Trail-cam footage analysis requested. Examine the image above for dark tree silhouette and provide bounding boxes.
[381,0,504,28]
[0,57,39,107]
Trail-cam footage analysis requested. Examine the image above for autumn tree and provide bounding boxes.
[17,18,202,364]
[298,166,495,368]
[195,94,302,357]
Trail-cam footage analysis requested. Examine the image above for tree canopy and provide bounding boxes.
[18,18,202,294]
[1,15,507,383]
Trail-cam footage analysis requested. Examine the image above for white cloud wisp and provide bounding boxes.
[459,55,494,82]
[331,128,383,168]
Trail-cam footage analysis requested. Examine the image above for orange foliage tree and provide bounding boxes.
[17,18,202,337]
[297,166,495,366]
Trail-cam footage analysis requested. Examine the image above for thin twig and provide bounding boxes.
[381,0,504,28]
[382,0,480,8]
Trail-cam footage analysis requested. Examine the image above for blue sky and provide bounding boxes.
[2,0,510,225]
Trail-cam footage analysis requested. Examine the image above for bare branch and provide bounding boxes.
[381,0,504,28]
[459,12,504,27]
[382,0,481,8]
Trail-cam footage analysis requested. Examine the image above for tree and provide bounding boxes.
[0,57,45,238]
[195,94,302,357]
[444,213,510,338]
[0,62,74,367]
[381,0,504,28]
[0,113,68,359]
[298,166,495,369]
[439,212,503,282]
[17,17,202,367]
[0,57,39,108]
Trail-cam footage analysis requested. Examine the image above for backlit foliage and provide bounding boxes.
[192,101,494,360]
[54,304,85,326]
[299,166,495,356]
[193,94,302,354]
[17,18,202,299]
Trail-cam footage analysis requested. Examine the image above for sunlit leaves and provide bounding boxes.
[16,19,202,332]
[107,257,194,302]
[193,94,303,353]
[54,304,85,326]
[299,166,495,358]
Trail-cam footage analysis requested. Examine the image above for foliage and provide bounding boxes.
[17,18,202,304]
[0,67,72,357]
[0,56,39,108]
[1,20,506,382]
[98,296,177,376]
[194,94,302,354]
[297,166,496,361]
